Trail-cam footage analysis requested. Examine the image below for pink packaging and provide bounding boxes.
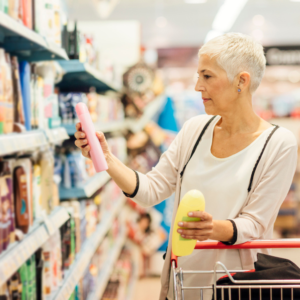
[75,103,108,173]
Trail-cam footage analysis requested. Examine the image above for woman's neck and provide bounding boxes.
[217,95,263,135]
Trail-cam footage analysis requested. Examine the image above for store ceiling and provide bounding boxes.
[65,0,300,48]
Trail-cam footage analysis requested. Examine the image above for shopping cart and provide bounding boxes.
[171,239,300,300]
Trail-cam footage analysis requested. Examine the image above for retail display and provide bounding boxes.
[1,0,61,46]
[0,4,169,300]
[75,102,108,173]
[100,248,134,300]
[59,92,124,126]
[61,22,97,66]
[172,190,205,257]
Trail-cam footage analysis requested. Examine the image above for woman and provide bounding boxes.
[75,33,297,300]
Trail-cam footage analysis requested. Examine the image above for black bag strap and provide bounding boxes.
[247,125,279,193]
[180,115,217,178]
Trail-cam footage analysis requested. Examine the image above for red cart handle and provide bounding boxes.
[171,239,300,268]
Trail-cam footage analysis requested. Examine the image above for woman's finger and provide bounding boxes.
[178,221,213,230]
[187,211,212,221]
[180,232,211,240]
[75,139,88,148]
[178,228,212,236]
[76,122,82,131]
[74,131,86,139]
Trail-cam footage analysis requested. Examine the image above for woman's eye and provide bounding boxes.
[204,75,211,79]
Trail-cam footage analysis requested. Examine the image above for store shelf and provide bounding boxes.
[51,196,126,300]
[59,171,111,200]
[126,95,165,133]
[0,11,68,61]
[125,260,139,300]
[86,230,127,300]
[0,130,48,156]
[56,60,117,93]
[45,127,69,144]
[0,207,69,286]
[62,119,126,135]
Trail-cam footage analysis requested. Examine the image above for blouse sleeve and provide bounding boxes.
[124,121,188,208]
[230,136,298,245]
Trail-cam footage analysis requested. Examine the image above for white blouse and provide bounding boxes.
[173,116,276,300]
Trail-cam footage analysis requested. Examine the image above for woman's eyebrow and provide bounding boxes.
[197,69,207,74]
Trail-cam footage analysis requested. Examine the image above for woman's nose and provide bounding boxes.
[195,82,205,92]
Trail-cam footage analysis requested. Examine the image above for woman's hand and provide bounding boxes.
[74,122,111,160]
[177,211,213,241]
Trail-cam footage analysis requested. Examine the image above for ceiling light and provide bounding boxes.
[212,0,248,32]
[156,16,167,28]
[185,0,207,3]
[252,15,265,27]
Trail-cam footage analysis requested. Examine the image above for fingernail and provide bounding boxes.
[177,229,182,233]
[181,234,185,238]
[81,134,84,137]
[83,140,87,143]
[188,212,193,216]
[178,222,183,226]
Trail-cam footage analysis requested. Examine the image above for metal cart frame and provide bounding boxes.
[171,239,300,300]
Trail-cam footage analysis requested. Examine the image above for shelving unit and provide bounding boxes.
[51,196,126,300]
[126,95,165,133]
[125,262,139,300]
[56,60,117,93]
[86,230,127,300]
[62,94,165,136]
[0,11,68,61]
[45,127,69,144]
[0,127,70,157]
[0,130,48,156]
[0,207,69,286]
[62,119,126,135]
[59,171,111,200]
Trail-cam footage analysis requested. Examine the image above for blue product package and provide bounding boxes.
[19,61,31,130]
[66,153,77,188]
[19,61,31,131]
[59,93,74,123]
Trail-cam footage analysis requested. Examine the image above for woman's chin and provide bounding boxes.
[204,106,217,116]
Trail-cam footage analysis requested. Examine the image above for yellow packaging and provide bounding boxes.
[172,190,205,257]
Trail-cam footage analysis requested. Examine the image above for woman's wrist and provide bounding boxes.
[211,220,234,242]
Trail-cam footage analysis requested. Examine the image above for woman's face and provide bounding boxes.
[195,54,239,115]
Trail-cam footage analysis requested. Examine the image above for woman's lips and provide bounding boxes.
[202,98,211,103]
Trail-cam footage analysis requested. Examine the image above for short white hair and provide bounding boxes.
[198,33,266,94]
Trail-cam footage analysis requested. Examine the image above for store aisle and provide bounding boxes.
[133,277,161,300]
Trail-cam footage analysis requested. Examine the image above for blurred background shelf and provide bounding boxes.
[86,229,127,300]
[0,11,68,61]
[126,96,165,133]
[52,196,126,300]
[45,127,69,144]
[59,172,111,200]
[56,60,117,93]
[0,130,48,156]
[62,119,126,135]
[0,207,69,286]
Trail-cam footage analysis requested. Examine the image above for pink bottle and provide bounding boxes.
[75,103,108,173]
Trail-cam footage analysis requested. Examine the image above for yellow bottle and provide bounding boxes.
[172,190,205,257]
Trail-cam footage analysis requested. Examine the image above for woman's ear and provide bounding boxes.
[238,72,251,92]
